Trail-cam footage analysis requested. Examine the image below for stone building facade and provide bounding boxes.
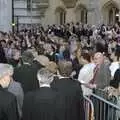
[0,0,120,32]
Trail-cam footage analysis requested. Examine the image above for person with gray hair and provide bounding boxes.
[22,68,58,120]
[58,60,73,77]
[0,63,24,119]
[0,64,13,88]
[37,68,54,86]
[51,60,85,120]
[0,63,19,120]
[13,50,39,94]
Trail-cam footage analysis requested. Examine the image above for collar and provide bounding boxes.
[58,75,70,79]
[50,52,54,56]
[24,62,31,65]
[0,85,4,91]
[40,84,50,88]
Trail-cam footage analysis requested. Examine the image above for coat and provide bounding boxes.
[51,78,85,120]
[22,87,58,120]
[8,81,24,118]
[94,63,111,89]
[0,86,19,120]
[13,63,40,94]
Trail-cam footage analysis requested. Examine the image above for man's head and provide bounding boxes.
[0,64,13,88]
[58,60,72,77]
[46,62,58,74]
[0,40,6,48]
[37,68,54,86]
[81,52,91,64]
[94,52,104,65]
[22,50,34,64]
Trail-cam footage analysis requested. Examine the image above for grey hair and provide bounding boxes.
[0,64,14,79]
[22,51,34,63]
[37,68,54,85]
[58,60,72,77]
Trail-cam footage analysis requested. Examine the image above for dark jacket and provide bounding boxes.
[0,46,7,63]
[22,87,58,120]
[51,78,85,120]
[8,81,24,118]
[13,63,40,94]
[0,86,19,120]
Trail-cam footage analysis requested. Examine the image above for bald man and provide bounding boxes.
[92,52,111,89]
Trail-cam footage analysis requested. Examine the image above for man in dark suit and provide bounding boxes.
[13,51,39,94]
[22,68,57,120]
[0,43,7,63]
[51,60,85,120]
[0,64,19,120]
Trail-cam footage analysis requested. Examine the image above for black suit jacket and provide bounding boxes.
[51,78,85,120]
[22,87,58,120]
[13,63,40,94]
[0,86,19,120]
[0,46,7,63]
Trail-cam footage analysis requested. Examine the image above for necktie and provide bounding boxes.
[89,65,99,84]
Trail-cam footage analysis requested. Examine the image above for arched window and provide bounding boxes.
[108,7,119,24]
[55,7,66,25]
[102,1,119,25]
[76,5,87,24]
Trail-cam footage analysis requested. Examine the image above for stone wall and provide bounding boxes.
[0,0,12,32]
[0,0,120,32]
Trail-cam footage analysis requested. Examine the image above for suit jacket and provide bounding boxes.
[94,63,111,89]
[8,81,24,118]
[0,46,7,63]
[0,86,19,120]
[51,78,85,120]
[22,87,58,120]
[13,63,40,94]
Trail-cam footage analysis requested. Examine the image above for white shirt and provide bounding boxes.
[109,62,120,77]
[78,63,96,96]
[40,84,50,88]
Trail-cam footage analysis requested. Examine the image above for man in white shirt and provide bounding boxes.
[78,52,96,96]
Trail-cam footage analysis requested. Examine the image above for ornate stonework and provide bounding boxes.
[61,0,77,8]
[0,0,120,32]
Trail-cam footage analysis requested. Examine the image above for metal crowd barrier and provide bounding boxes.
[83,88,120,120]
[83,96,94,120]
[91,89,120,120]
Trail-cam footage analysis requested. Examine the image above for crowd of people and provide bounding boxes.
[0,22,120,120]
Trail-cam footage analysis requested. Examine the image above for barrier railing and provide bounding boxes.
[83,88,120,120]
[83,96,94,120]
[90,89,120,120]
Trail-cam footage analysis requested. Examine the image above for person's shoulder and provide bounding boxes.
[14,64,30,71]
[9,81,23,92]
[0,90,16,104]
[11,81,21,86]
[72,78,81,85]
[69,78,82,88]
[79,64,90,73]
[24,91,35,99]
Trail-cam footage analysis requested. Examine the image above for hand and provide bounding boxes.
[85,83,97,89]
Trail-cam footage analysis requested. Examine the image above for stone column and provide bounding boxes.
[87,8,96,25]
[0,0,12,32]
[112,8,116,24]
[66,8,76,23]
